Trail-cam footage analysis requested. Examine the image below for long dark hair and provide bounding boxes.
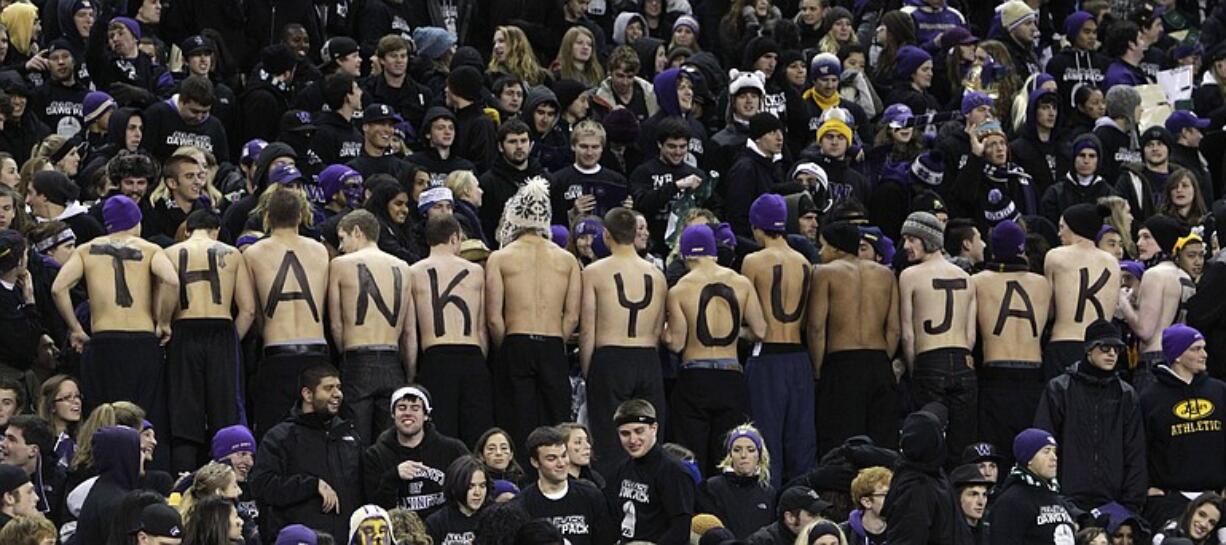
[182,496,236,545]
[444,455,490,511]
[1176,492,1225,540]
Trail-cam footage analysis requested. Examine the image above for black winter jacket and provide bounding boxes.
[1039,173,1115,226]
[881,410,968,545]
[361,426,469,519]
[982,467,1077,545]
[1033,362,1147,512]
[725,144,786,239]
[697,472,776,539]
[1188,251,1226,380]
[249,409,364,541]
[478,155,553,245]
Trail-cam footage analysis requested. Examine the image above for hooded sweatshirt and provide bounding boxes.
[636,68,708,174]
[1008,88,1069,198]
[524,85,571,173]
[881,409,966,545]
[1140,365,1226,492]
[361,426,469,519]
[142,94,231,163]
[71,426,141,545]
[1046,47,1109,108]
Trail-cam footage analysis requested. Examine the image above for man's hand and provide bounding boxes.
[318,479,340,513]
[397,460,428,480]
[966,121,985,157]
[18,269,34,305]
[69,329,90,353]
[676,175,701,190]
[25,52,48,72]
[573,194,596,215]
[156,323,172,346]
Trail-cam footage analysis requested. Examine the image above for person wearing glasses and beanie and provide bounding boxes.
[1034,319,1147,514]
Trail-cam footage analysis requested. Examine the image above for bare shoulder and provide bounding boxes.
[459,259,483,278]
[302,237,329,258]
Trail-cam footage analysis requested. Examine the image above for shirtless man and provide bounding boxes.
[486,177,581,451]
[664,224,766,474]
[808,220,900,456]
[740,194,815,484]
[972,220,1052,467]
[163,210,256,473]
[245,186,331,437]
[328,209,415,445]
[1118,214,1195,391]
[409,215,491,447]
[899,211,977,459]
[581,207,668,477]
[1044,203,1121,379]
[51,195,178,461]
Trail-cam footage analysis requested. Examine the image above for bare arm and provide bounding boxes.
[52,247,87,350]
[472,268,487,355]
[233,255,256,339]
[964,275,977,352]
[400,266,418,381]
[151,250,181,345]
[885,275,901,359]
[664,288,687,353]
[899,271,916,369]
[806,266,829,377]
[741,279,767,342]
[327,261,344,346]
[650,270,667,339]
[485,256,506,348]
[579,269,597,377]
[1122,275,1165,342]
[562,257,582,338]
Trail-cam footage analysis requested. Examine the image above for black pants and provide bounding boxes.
[913,347,977,464]
[500,335,571,454]
[1043,340,1084,380]
[670,367,749,476]
[167,319,244,473]
[254,344,330,438]
[586,346,666,477]
[81,331,169,468]
[418,344,493,447]
[343,347,405,446]
[1131,351,1165,393]
[977,362,1044,468]
[817,350,898,457]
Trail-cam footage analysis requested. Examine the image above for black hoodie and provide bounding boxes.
[310,111,364,167]
[142,95,231,163]
[697,471,776,539]
[1008,89,1069,198]
[606,444,695,545]
[881,409,967,545]
[361,426,469,519]
[1140,365,1226,492]
[71,426,141,545]
[477,153,552,245]
[239,71,293,145]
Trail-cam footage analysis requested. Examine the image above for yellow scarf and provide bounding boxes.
[803,86,841,112]
[1,3,37,57]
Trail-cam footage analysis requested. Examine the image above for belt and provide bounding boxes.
[264,344,329,358]
[681,359,743,372]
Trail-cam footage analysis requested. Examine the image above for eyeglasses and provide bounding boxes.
[55,393,82,403]
[1093,344,1122,354]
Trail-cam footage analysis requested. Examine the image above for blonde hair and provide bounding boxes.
[570,119,606,146]
[1098,195,1137,258]
[488,26,550,86]
[388,508,434,545]
[0,3,37,56]
[444,170,479,202]
[850,466,893,507]
[0,515,57,545]
[71,401,145,470]
[179,462,236,517]
[171,145,223,204]
[555,27,604,86]
[716,423,771,486]
[252,183,314,230]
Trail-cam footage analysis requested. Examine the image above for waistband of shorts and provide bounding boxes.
[92,331,158,341]
[423,344,484,356]
[681,358,742,372]
[982,360,1041,370]
[506,334,563,343]
[172,318,235,328]
[345,345,399,356]
[594,345,659,356]
[264,343,329,357]
[917,347,971,359]
[759,342,805,355]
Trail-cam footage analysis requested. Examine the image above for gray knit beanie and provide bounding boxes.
[1105,85,1141,121]
[901,211,944,252]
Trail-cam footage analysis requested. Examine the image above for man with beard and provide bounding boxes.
[479,120,553,245]
[244,189,331,437]
[142,75,230,163]
[347,103,411,180]
[1044,203,1121,377]
[88,153,156,227]
[361,386,468,518]
[1117,215,1195,391]
[250,365,362,541]
[30,40,88,137]
[328,210,415,446]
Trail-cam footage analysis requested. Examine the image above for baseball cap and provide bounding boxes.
[132,503,183,538]
[777,486,831,516]
[1165,110,1211,134]
[361,103,402,125]
[180,35,215,57]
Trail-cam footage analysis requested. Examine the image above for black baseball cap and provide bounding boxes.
[961,442,1006,465]
[360,103,402,125]
[950,463,995,488]
[279,110,317,133]
[777,486,831,516]
[180,35,215,57]
[131,503,183,538]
